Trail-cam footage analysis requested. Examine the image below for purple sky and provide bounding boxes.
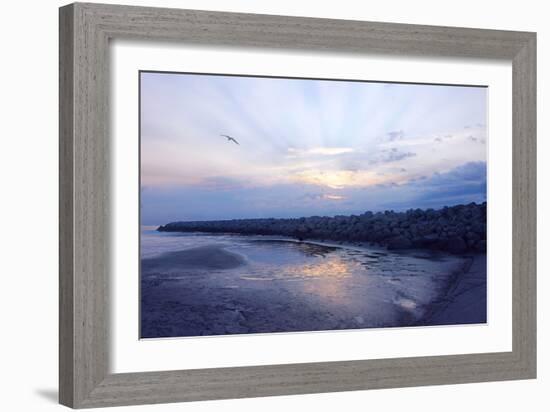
[140,72,487,225]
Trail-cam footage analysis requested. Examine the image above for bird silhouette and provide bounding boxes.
[220,134,240,145]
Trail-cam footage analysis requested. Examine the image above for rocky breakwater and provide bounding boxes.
[158,202,487,254]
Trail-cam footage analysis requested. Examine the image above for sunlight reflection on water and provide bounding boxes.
[140,228,466,334]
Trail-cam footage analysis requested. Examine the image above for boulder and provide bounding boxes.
[447,236,467,254]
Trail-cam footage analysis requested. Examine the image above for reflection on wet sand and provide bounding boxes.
[290,257,354,300]
[140,231,472,338]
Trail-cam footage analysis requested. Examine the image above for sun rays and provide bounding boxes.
[140,71,487,223]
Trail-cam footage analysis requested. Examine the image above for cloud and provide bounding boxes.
[324,194,345,200]
[401,161,486,206]
[387,130,405,141]
[141,162,487,224]
[287,147,354,156]
[357,162,486,210]
[303,193,346,201]
[433,161,486,183]
[377,149,416,163]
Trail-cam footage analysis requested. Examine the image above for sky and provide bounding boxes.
[140,71,487,225]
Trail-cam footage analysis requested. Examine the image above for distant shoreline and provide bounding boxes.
[157,202,486,255]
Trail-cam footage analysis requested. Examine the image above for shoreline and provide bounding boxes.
[417,254,487,325]
[151,229,460,259]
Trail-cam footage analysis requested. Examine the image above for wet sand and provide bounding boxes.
[140,236,486,338]
[141,245,246,272]
[419,255,487,325]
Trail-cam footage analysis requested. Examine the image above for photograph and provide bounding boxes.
[139,71,488,339]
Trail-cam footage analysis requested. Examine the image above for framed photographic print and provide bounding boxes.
[139,71,489,338]
[59,2,536,408]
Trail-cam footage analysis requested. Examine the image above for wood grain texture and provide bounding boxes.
[59,2,537,408]
[60,3,110,407]
[59,4,75,406]
[512,35,537,374]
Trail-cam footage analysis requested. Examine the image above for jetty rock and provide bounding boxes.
[158,202,487,254]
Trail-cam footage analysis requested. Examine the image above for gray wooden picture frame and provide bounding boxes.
[59,2,536,408]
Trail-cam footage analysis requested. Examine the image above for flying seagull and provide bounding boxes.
[220,134,240,145]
